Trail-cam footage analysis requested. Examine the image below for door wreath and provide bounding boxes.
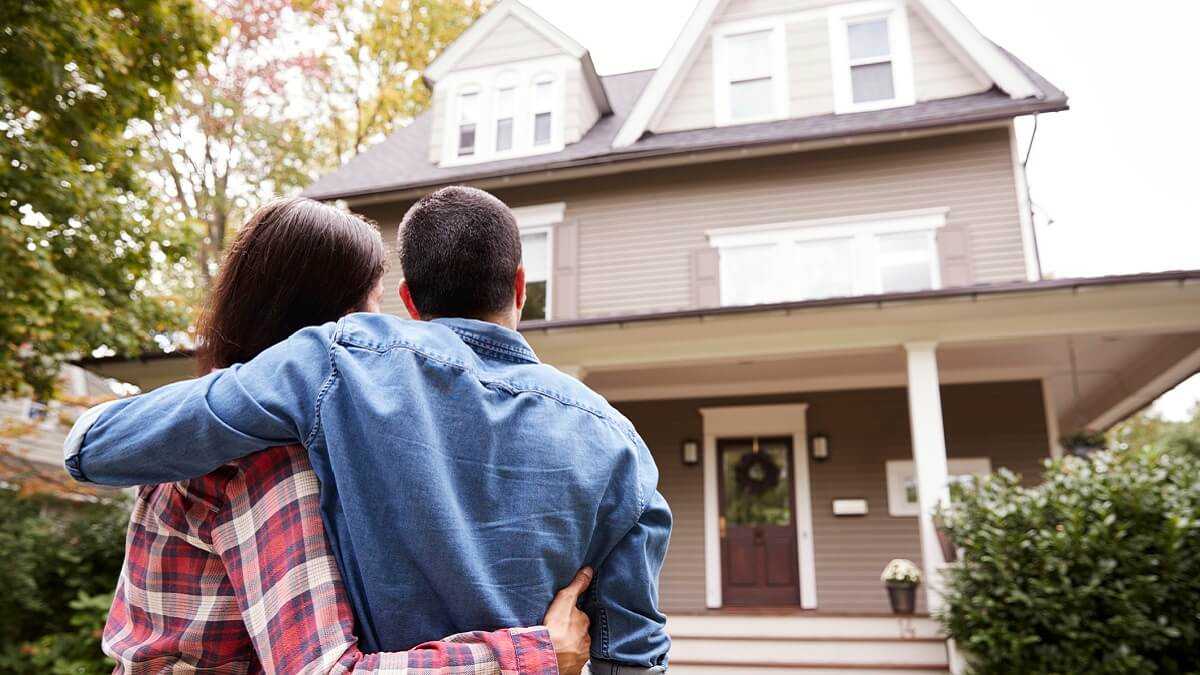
[734,451,782,496]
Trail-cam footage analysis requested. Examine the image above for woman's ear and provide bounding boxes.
[399,280,423,320]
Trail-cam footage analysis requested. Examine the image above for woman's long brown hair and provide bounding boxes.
[196,197,388,372]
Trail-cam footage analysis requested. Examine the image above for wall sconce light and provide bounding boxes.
[681,439,700,466]
[811,435,830,462]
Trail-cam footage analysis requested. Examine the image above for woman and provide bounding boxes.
[103,198,591,673]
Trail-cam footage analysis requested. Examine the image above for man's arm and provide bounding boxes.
[587,463,672,673]
[64,323,337,486]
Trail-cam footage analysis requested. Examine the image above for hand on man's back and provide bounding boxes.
[543,567,594,675]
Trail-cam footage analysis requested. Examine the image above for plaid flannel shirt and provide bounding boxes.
[104,444,559,674]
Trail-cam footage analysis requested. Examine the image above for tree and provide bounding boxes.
[142,0,489,286]
[0,0,214,399]
[1108,402,1200,459]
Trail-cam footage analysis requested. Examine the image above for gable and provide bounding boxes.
[617,0,1040,147]
[454,14,567,71]
[652,0,989,134]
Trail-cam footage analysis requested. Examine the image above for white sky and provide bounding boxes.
[523,0,1200,420]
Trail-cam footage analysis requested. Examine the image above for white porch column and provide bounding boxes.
[904,342,951,614]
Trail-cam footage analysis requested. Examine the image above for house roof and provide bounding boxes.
[304,57,1065,202]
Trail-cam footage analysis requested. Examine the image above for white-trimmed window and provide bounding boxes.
[707,209,946,306]
[511,202,564,321]
[829,1,915,113]
[531,77,555,147]
[494,84,516,153]
[886,458,992,517]
[456,89,480,157]
[713,22,788,126]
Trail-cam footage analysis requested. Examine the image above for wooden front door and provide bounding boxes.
[718,436,801,606]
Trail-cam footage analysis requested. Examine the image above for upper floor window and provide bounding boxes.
[456,90,480,157]
[511,202,565,321]
[532,78,555,146]
[713,22,787,126]
[829,1,915,113]
[495,84,516,152]
[440,61,564,166]
[708,209,946,307]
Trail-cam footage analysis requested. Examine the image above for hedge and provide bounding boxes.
[938,445,1200,674]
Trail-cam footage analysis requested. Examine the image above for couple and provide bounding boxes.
[65,187,671,674]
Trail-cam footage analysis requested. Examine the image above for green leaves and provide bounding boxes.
[939,445,1200,673]
[1,0,213,398]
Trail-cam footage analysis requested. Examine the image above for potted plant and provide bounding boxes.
[1061,430,1107,458]
[881,558,922,615]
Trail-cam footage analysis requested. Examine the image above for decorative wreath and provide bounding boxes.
[733,451,782,496]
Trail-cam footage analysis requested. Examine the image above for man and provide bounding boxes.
[66,187,671,673]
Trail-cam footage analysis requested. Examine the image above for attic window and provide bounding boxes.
[457,90,479,157]
[713,22,787,126]
[532,78,555,146]
[829,1,915,113]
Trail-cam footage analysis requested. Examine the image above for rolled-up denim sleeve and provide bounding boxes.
[65,323,338,486]
[588,457,672,670]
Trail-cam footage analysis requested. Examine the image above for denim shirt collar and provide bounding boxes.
[432,317,540,365]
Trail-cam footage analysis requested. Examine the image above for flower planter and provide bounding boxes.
[886,583,918,615]
[933,514,958,563]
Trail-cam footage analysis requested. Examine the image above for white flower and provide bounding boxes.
[881,558,922,585]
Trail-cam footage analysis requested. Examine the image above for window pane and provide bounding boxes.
[523,281,547,321]
[794,237,856,299]
[458,123,476,156]
[720,244,781,306]
[848,19,890,60]
[727,30,772,82]
[534,112,552,146]
[721,439,791,526]
[533,80,554,112]
[458,91,479,123]
[851,61,895,102]
[730,78,773,121]
[496,86,516,116]
[496,118,513,152]
[521,231,548,283]
[879,231,934,292]
[881,262,933,293]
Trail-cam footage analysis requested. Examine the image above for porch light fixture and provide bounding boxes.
[681,439,700,466]
[810,435,830,462]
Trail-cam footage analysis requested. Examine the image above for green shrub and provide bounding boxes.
[0,490,127,673]
[939,445,1200,674]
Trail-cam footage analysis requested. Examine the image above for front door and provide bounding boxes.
[718,436,801,606]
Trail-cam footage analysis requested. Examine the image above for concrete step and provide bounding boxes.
[664,615,950,674]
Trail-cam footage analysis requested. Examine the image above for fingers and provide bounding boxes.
[561,564,600,595]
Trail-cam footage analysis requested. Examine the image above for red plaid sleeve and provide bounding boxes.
[103,445,558,674]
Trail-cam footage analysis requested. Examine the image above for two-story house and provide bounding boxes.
[83,0,1200,671]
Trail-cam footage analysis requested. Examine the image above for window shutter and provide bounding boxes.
[552,220,580,319]
[692,247,722,308]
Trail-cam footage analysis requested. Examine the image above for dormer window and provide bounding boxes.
[829,1,915,113]
[495,84,516,152]
[713,22,788,126]
[456,90,480,157]
[532,78,555,146]
[437,59,567,166]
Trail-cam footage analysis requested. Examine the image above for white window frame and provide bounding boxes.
[886,457,992,517]
[438,56,570,167]
[707,208,947,306]
[493,72,519,154]
[828,0,916,114]
[712,18,790,126]
[454,86,482,158]
[511,202,564,321]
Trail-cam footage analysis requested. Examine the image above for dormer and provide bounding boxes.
[423,0,611,167]
[614,0,1043,146]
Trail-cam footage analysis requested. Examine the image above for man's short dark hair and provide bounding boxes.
[399,186,522,319]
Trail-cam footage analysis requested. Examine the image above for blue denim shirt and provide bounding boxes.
[66,315,671,668]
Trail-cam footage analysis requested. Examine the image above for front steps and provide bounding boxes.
[666,615,950,674]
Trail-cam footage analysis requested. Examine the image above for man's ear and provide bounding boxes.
[513,266,527,313]
[399,280,423,321]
